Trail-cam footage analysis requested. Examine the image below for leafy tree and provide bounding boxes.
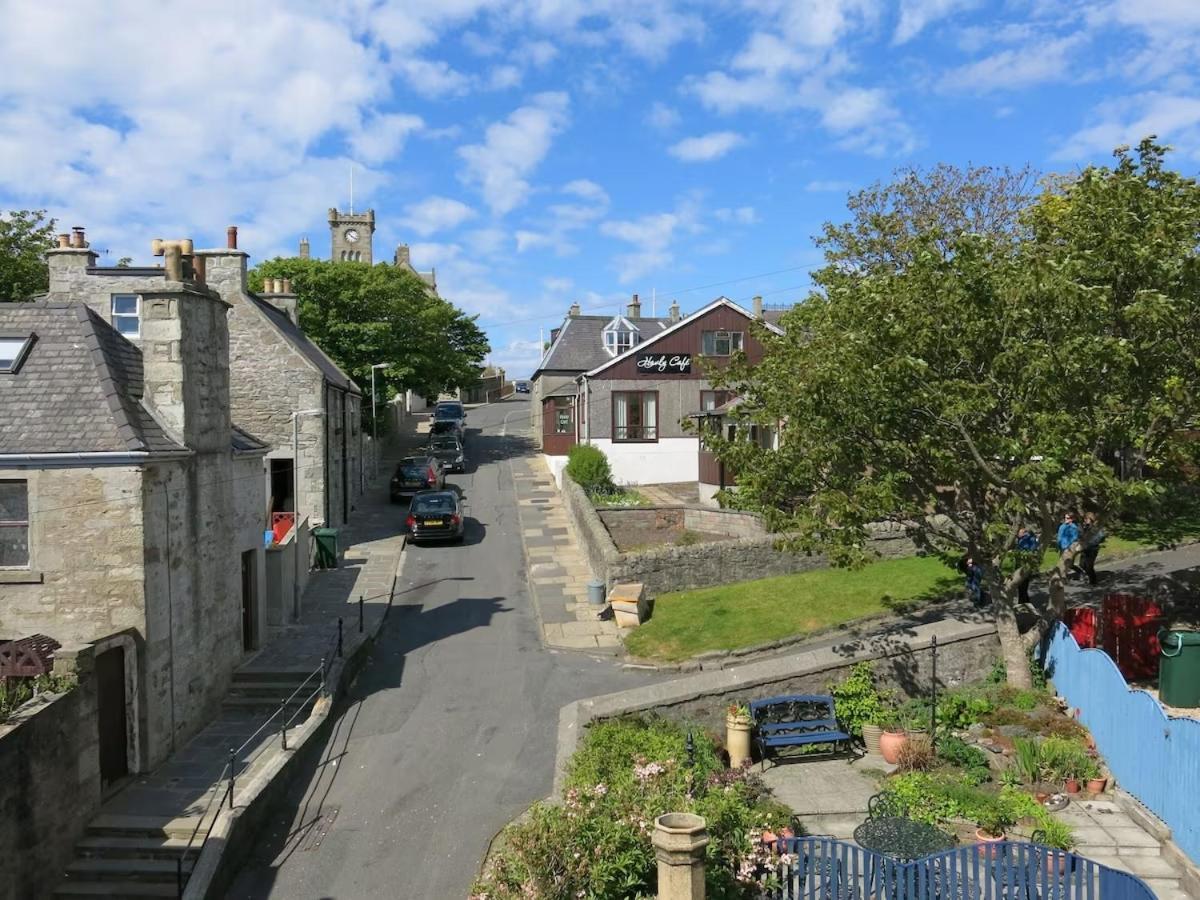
[710,141,1200,687]
[0,210,56,300]
[249,258,489,429]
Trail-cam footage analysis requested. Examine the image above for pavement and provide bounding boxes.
[225,397,658,900]
[511,454,624,652]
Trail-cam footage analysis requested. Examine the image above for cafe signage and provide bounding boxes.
[636,352,692,375]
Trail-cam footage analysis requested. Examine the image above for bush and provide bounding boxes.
[566,444,614,493]
[830,662,889,738]
[475,716,793,900]
[936,736,991,785]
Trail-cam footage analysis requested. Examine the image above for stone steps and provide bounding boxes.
[87,814,203,839]
[53,881,179,898]
[65,857,191,883]
[75,835,192,860]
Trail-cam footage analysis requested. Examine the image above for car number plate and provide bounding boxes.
[423,519,443,526]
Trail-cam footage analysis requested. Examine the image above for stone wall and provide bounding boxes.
[598,506,766,542]
[561,470,920,596]
[0,646,101,900]
[232,454,268,650]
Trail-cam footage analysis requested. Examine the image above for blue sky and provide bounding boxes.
[2,1,1199,377]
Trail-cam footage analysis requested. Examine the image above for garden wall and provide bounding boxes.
[556,618,1001,793]
[559,469,919,596]
[0,645,102,900]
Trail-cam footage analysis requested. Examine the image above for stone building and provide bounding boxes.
[45,226,365,532]
[0,235,268,776]
[328,207,375,263]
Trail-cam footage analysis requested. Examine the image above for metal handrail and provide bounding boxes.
[175,657,325,897]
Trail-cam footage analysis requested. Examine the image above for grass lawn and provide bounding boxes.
[624,517,1200,663]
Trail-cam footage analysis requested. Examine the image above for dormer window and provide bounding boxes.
[602,317,639,356]
[0,334,34,373]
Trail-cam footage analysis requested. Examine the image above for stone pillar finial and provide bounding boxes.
[653,813,708,900]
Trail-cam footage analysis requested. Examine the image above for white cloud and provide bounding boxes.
[488,337,546,378]
[513,178,609,256]
[1054,92,1200,161]
[941,35,1087,92]
[396,58,472,97]
[401,196,477,236]
[489,64,523,90]
[714,206,758,224]
[600,193,704,283]
[562,179,610,203]
[458,92,571,215]
[668,131,747,162]
[805,179,856,192]
[645,101,681,130]
[350,113,424,165]
[542,276,574,293]
[894,0,980,44]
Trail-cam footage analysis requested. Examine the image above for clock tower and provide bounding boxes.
[328,207,375,264]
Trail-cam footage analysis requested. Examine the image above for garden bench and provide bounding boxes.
[750,694,851,766]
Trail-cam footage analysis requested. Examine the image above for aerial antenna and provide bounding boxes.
[652,287,656,318]
[349,163,354,214]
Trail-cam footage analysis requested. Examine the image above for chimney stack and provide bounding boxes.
[627,293,641,318]
[46,225,99,298]
[668,300,681,323]
[226,226,238,249]
[395,244,411,268]
[568,301,581,317]
[752,295,763,319]
[299,236,310,260]
[151,238,195,281]
[259,275,299,324]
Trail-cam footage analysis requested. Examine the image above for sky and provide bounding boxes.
[1,1,1199,378]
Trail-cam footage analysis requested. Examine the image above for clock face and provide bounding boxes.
[344,228,359,243]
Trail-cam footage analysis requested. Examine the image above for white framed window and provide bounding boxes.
[702,330,744,356]
[0,480,29,568]
[0,335,34,373]
[603,327,636,356]
[112,294,141,337]
[613,391,658,441]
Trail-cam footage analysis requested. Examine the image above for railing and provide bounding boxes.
[1044,623,1200,865]
[764,837,1155,899]
[174,656,331,897]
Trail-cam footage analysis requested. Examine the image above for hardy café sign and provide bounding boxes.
[635,352,692,375]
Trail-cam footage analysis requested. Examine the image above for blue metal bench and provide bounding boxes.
[750,694,851,766]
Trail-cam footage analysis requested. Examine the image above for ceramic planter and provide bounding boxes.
[975,831,1005,856]
[862,723,884,757]
[879,729,909,764]
[1087,776,1108,794]
[726,714,752,769]
[1064,778,1081,794]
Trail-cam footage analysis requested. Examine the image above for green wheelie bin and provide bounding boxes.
[1158,629,1200,707]
[312,527,339,569]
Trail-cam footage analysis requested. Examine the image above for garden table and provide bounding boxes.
[854,816,956,861]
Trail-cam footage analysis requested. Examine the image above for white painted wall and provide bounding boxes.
[544,454,568,487]
[589,438,699,485]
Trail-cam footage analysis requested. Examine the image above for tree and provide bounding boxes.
[249,258,490,427]
[0,210,56,300]
[710,141,1200,687]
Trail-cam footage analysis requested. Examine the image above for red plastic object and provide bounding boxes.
[1067,596,1164,681]
[1065,607,1098,648]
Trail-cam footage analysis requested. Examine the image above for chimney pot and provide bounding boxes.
[627,293,642,318]
[57,233,71,248]
[281,278,292,293]
[192,254,207,285]
[668,300,681,323]
[752,295,763,319]
[227,226,238,249]
[568,302,581,317]
[71,226,86,249]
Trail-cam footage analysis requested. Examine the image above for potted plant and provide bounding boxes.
[878,717,909,765]
[1033,819,1077,874]
[975,802,1016,847]
[1061,749,1089,794]
[726,703,753,769]
[1082,758,1107,793]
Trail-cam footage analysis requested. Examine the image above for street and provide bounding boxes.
[227,398,653,899]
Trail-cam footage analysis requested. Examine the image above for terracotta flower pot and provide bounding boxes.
[1064,778,1080,794]
[862,723,884,757]
[1087,777,1108,794]
[976,831,1005,856]
[726,714,752,770]
[879,729,909,764]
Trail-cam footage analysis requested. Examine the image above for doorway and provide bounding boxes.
[241,549,257,652]
[95,646,129,789]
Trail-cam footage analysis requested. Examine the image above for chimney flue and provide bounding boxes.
[71,226,86,249]
[627,293,641,318]
[752,295,763,319]
[227,226,238,249]
[56,233,71,248]
[568,302,581,317]
[281,278,292,293]
[668,300,681,323]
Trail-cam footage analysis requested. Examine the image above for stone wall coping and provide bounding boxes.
[552,617,998,795]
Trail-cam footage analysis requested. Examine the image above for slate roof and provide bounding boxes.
[247,294,361,394]
[534,314,672,376]
[0,303,266,456]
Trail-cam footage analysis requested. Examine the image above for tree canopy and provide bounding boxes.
[0,210,56,301]
[710,140,1200,686]
[249,258,490,419]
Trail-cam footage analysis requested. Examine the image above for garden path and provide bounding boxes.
[760,754,886,839]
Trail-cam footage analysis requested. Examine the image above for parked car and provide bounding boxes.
[429,419,459,438]
[433,400,466,434]
[390,455,444,502]
[427,434,466,473]
[514,380,531,394]
[405,490,465,543]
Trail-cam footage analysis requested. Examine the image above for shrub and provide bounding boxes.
[0,673,75,722]
[566,444,614,493]
[475,716,792,900]
[936,689,994,732]
[830,662,889,738]
[936,736,991,785]
[897,738,935,772]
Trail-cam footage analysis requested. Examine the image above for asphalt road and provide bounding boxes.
[227,398,653,900]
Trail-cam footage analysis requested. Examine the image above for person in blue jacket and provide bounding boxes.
[960,555,987,606]
[1016,526,1039,603]
[1057,511,1081,578]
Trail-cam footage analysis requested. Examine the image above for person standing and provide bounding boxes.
[1057,512,1081,578]
[960,555,986,606]
[1079,512,1106,586]
[1016,526,1040,603]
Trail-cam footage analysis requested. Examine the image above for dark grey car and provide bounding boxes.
[390,456,444,502]
[405,490,465,543]
[428,435,466,473]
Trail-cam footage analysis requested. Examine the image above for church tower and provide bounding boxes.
[328,207,375,264]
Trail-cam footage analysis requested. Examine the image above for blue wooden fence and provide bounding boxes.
[766,837,1155,899]
[1044,623,1200,864]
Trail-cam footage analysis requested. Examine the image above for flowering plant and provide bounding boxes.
[727,702,751,720]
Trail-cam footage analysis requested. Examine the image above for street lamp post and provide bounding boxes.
[370,363,388,477]
[291,408,324,621]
